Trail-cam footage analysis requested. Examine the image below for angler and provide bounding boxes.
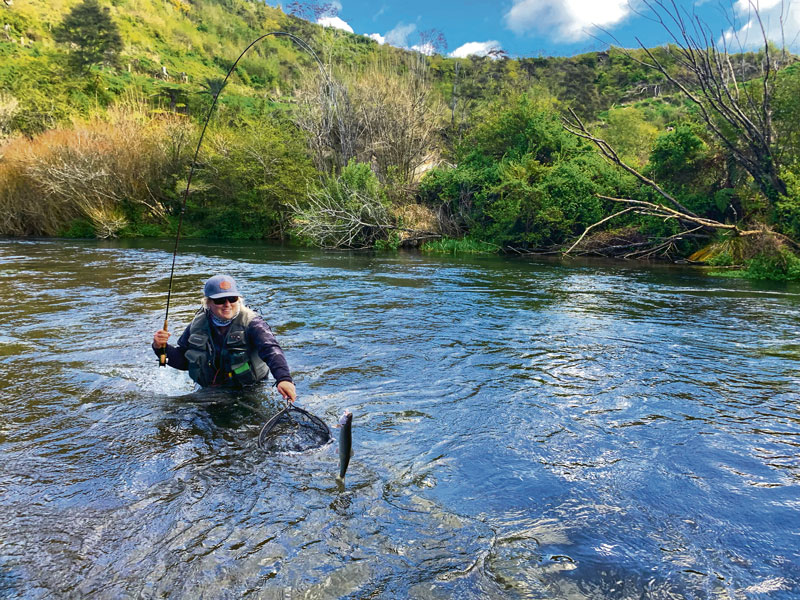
[152,274,296,401]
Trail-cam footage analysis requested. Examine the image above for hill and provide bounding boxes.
[0,0,692,135]
[3,0,800,281]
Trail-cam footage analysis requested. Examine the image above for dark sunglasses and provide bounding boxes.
[211,296,238,305]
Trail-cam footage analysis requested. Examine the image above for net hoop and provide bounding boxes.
[258,405,332,452]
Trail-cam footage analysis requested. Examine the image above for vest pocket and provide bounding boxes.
[229,351,258,386]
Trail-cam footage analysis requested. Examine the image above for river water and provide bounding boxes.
[1,238,798,599]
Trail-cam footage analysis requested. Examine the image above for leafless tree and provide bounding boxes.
[286,1,338,21]
[614,0,789,201]
[294,56,444,189]
[562,0,798,257]
[357,56,444,187]
[293,72,362,173]
[418,29,448,55]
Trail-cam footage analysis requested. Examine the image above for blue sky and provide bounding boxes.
[283,0,800,58]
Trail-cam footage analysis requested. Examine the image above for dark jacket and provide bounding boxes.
[153,307,292,387]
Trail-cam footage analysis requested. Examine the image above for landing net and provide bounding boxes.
[258,405,331,453]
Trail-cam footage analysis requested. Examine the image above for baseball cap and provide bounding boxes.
[204,274,241,299]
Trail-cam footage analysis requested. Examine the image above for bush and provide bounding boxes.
[420,236,498,254]
[744,248,800,281]
[0,103,193,236]
[189,119,316,239]
[290,159,393,248]
[775,170,800,241]
[419,92,639,249]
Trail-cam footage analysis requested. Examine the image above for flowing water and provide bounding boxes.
[1,238,798,599]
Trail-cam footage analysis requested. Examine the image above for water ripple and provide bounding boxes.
[1,241,799,599]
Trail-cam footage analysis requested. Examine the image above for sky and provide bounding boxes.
[281,0,800,58]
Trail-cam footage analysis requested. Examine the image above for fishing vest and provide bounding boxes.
[183,307,269,387]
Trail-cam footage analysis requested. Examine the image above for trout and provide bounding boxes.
[337,410,353,480]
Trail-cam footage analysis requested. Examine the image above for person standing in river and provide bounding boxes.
[152,274,296,401]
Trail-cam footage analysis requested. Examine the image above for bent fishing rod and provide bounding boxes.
[159,32,334,366]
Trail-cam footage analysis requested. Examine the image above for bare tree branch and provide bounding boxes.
[616,0,788,201]
[562,107,698,216]
[564,207,636,255]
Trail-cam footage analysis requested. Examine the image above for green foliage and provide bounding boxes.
[337,159,386,204]
[648,124,706,180]
[374,232,402,251]
[420,236,498,254]
[422,92,631,248]
[188,118,315,239]
[59,218,96,238]
[463,92,571,163]
[771,64,800,168]
[743,249,800,281]
[645,122,731,218]
[53,0,123,71]
[598,107,659,168]
[775,170,800,240]
[120,222,169,238]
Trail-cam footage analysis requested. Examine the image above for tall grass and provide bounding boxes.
[0,100,194,237]
[420,236,499,255]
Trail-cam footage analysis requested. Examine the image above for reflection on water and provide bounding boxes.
[1,238,799,599]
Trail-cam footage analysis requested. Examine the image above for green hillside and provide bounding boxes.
[0,0,688,132]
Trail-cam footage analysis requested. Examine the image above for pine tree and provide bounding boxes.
[54,0,123,71]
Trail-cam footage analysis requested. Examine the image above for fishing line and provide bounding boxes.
[159,32,336,365]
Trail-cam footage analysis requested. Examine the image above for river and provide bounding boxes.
[0,238,798,599]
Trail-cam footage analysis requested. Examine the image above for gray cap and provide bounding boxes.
[204,274,240,299]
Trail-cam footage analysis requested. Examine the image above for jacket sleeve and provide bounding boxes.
[151,326,190,371]
[247,317,293,383]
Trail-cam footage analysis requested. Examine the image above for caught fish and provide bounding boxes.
[337,410,353,481]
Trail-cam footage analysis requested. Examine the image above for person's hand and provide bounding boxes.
[277,380,296,403]
[153,329,170,348]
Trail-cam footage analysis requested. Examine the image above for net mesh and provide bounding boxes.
[258,406,332,453]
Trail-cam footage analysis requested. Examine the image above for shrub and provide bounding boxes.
[188,118,315,239]
[744,248,800,281]
[290,159,393,248]
[0,103,193,236]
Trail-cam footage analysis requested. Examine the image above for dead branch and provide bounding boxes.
[563,191,768,259]
[570,230,708,257]
[612,0,788,201]
[596,195,765,234]
[564,207,637,255]
[562,108,698,217]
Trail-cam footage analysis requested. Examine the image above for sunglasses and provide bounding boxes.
[211,296,238,305]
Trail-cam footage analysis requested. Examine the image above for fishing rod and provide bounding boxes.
[159,32,334,366]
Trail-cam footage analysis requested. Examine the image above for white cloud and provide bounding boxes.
[385,22,417,47]
[318,15,354,33]
[368,33,386,44]
[411,42,436,56]
[504,0,631,41]
[449,40,504,58]
[733,0,783,11]
[722,0,800,50]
